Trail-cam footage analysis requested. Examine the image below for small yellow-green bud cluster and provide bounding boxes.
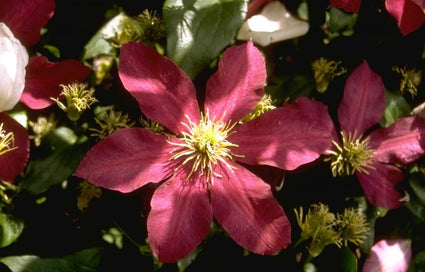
[51,83,98,121]
[28,114,57,146]
[312,58,346,93]
[241,94,276,123]
[90,109,135,140]
[393,65,422,98]
[294,203,369,258]
[77,180,102,211]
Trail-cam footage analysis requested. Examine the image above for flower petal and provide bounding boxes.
[0,0,55,47]
[118,42,200,134]
[369,117,425,165]
[229,106,332,170]
[0,112,29,182]
[210,161,291,255]
[20,56,91,109]
[362,239,412,272]
[147,170,212,263]
[386,0,425,36]
[338,61,386,136]
[329,0,363,12]
[204,41,265,123]
[75,128,173,193]
[356,162,404,209]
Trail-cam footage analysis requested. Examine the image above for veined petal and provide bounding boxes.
[229,106,332,170]
[329,0,362,13]
[75,128,173,193]
[147,170,212,263]
[0,0,55,47]
[369,117,425,165]
[210,161,291,254]
[0,112,29,182]
[204,41,265,123]
[356,162,404,209]
[20,56,91,109]
[118,42,200,134]
[338,61,386,136]
[386,0,425,36]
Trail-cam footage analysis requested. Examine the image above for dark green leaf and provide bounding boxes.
[0,213,24,248]
[163,0,248,79]
[339,246,357,272]
[379,90,411,127]
[0,247,104,272]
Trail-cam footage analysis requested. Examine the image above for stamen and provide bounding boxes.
[168,111,242,184]
[0,123,18,156]
[325,131,375,177]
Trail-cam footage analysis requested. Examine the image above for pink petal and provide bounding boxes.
[0,113,29,182]
[362,239,412,272]
[75,128,173,193]
[329,0,363,12]
[118,42,200,134]
[338,61,386,136]
[356,162,404,209]
[210,161,291,254]
[369,117,425,165]
[147,170,212,263]
[386,0,425,36]
[20,56,91,109]
[0,0,55,47]
[229,106,332,171]
[204,41,265,123]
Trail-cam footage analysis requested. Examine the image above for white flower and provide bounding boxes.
[237,1,309,47]
[0,22,29,112]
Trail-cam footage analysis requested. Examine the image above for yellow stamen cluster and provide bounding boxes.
[326,131,375,177]
[312,58,346,93]
[90,109,135,140]
[77,180,103,211]
[241,94,276,123]
[393,65,422,98]
[295,203,369,258]
[0,123,17,156]
[51,83,98,121]
[140,118,166,135]
[168,112,240,184]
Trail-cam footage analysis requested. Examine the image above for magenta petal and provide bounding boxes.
[204,41,265,123]
[369,117,425,165]
[362,239,412,272]
[147,171,212,263]
[338,61,386,136]
[329,0,362,12]
[356,162,404,209]
[386,0,425,36]
[210,161,291,254]
[0,113,29,182]
[75,128,173,193]
[229,106,332,170]
[0,0,55,47]
[118,42,200,134]
[20,56,91,109]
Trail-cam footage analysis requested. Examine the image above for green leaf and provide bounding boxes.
[339,246,357,272]
[19,127,90,195]
[0,213,24,248]
[379,90,411,127]
[163,0,248,79]
[0,247,104,272]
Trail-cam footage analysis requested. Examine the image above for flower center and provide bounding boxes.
[325,131,375,177]
[0,123,17,156]
[168,112,240,184]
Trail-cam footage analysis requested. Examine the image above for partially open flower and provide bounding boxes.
[0,22,28,112]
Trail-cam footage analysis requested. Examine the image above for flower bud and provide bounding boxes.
[0,23,29,112]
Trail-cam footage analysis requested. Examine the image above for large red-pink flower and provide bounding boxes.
[325,61,425,209]
[329,0,425,35]
[76,41,332,262]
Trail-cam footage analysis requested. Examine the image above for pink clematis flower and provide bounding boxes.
[330,0,425,35]
[325,61,425,209]
[76,41,332,262]
[362,239,412,272]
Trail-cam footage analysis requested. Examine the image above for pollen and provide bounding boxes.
[0,123,18,156]
[325,130,375,177]
[168,111,240,184]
